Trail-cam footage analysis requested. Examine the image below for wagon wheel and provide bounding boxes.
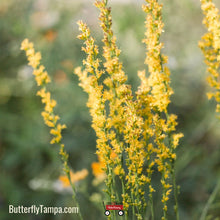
[118,210,124,216]
[104,210,110,216]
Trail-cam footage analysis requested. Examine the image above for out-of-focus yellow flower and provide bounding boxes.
[199,0,220,116]
[21,38,82,216]
[172,133,184,149]
[91,156,107,186]
[59,169,88,187]
[91,160,105,178]
[44,29,57,42]
[110,150,117,159]
[91,150,118,180]
[20,39,66,145]
[20,38,33,51]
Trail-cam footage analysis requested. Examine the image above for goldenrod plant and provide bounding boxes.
[74,0,183,219]
[2,0,220,219]
[19,0,220,218]
[199,0,220,219]
[21,0,184,219]
[20,39,84,220]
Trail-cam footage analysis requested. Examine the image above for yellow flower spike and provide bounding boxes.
[73,0,183,218]
[136,1,184,218]
[21,40,82,217]
[200,0,220,117]
[77,20,91,40]
[75,0,126,206]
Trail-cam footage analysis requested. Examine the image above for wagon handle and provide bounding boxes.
[102,201,106,210]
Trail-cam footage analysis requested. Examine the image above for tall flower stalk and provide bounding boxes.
[20,0,183,219]
[20,39,83,220]
[140,1,183,219]
[199,1,220,219]
[75,0,183,219]
[199,0,220,115]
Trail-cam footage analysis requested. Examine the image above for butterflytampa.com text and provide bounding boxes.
[9,205,78,215]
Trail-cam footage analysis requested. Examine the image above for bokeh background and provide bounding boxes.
[0,0,220,219]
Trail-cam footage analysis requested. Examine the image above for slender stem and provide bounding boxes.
[131,192,135,220]
[60,149,83,220]
[150,193,154,220]
[172,165,179,220]
[160,168,168,220]
[112,179,116,220]
[200,178,220,220]
[122,179,128,220]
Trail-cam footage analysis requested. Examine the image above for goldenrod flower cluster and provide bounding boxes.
[75,0,183,219]
[199,0,220,114]
[20,39,85,220]
[138,1,184,218]
[20,39,66,143]
[75,19,120,206]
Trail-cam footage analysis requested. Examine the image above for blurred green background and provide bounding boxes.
[0,0,220,219]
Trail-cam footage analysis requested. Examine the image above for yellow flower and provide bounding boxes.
[172,133,184,148]
[21,39,67,145]
[91,158,105,178]
[59,169,88,187]
[149,185,155,193]
[199,0,220,116]
[27,51,41,68]
[20,38,33,51]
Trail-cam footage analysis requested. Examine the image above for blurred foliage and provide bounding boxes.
[0,0,220,219]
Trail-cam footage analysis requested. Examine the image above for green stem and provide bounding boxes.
[111,179,116,220]
[172,165,179,220]
[200,178,220,220]
[162,172,167,220]
[131,192,135,220]
[60,149,83,220]
[122,179,128,220]
[150,192,154,220]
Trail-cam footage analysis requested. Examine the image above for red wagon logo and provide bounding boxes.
[104,202,124,216]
